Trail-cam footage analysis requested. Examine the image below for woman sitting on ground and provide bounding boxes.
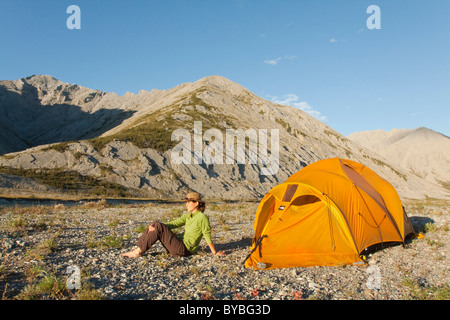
[122,192,226,258]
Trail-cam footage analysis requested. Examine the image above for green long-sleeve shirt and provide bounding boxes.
[165,210,212,254]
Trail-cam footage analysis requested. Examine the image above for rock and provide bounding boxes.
[308,282,319,291]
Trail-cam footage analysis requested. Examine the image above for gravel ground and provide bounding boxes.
[0,199,448,301]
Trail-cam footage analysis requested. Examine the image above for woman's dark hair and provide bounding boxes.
[197,201,206,213]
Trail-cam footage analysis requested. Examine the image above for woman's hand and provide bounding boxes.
[208,243,226,256]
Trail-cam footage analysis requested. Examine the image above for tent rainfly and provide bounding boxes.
[244,158,415,269]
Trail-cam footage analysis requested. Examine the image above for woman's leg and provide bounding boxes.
[131,221,190,257]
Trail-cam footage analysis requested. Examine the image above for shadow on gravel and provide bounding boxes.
[216,237,252,252]
[409,216,435,234]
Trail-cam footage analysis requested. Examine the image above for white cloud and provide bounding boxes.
[330,38,337,43]
[269,94,328,122]
[264,55,297,66]
[264,57,282,65]
[283,55,297,61]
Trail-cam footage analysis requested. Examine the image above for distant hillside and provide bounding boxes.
[348,127,450,191]
[0,75,140,155]
[0,75,448,200]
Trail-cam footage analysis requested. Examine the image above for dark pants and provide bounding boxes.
[136,221,191,256]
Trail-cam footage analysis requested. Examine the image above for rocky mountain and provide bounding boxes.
[0,75,448,201]
[348,127,450,189]
[0,75,140,155]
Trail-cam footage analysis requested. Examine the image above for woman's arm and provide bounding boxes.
[164,213,187,229]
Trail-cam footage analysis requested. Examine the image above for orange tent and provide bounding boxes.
[244,158,415,269]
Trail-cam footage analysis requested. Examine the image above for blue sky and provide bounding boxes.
[1,0,449,136]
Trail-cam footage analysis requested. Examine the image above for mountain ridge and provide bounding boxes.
[1,75,449,201]
[348,127,450,189]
